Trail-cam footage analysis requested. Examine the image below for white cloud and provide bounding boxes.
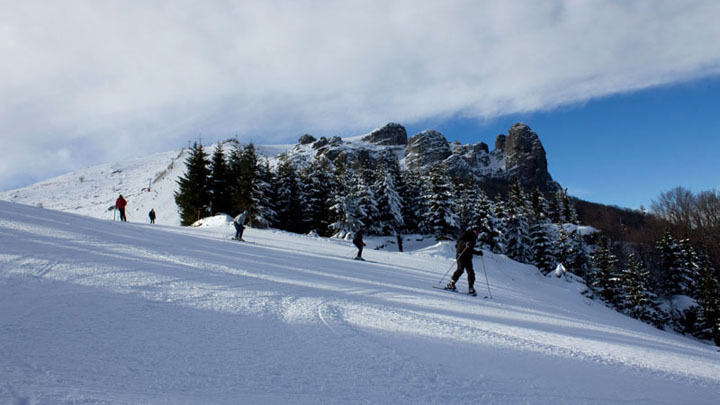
[2,0,720,190]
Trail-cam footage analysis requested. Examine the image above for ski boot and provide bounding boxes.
[444,281,456,291]
[468,287,477,296]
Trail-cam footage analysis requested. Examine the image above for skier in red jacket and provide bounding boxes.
[116,195,128,222]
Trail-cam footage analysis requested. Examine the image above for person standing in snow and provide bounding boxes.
[353,227,367,260]
[445,226,483,295]
[233,210,248,241]
[148,208,156,224]
[115,195,128,222]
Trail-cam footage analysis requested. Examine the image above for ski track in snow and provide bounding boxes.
[1,200,720,404]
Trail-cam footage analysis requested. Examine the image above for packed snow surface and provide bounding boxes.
[1,200,719,404]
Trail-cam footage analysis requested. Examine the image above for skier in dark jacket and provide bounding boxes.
[148,208,156,224]
[446,226,483,295]
[115,195,127,222]
[353,228,367,260]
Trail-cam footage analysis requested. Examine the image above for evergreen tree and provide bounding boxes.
[491,195,509,254]
[656,230,684,296]
[504,182,533,263]
[620,253,663,325]
[677,238,701,296]
[531,222,556,274]
[400,170,424,234]
[228,143,258,215]
[329,163,362,237]
[529,186,550,222]
[274,155,305,233]
[420,165,458,240]
[566,230,592,281]
[208,143,233,215]
[373,161,404,235]
[592,238,622,308]
[174,142,211,226]
[455,181,480,232]
[250,159,277,228]
[301,157,336,236]
[555,226,572,267]
[353,170,381,234]
[696,261,720,345]
[475,191,502,253]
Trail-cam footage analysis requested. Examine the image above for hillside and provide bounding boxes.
[1,200,720,403]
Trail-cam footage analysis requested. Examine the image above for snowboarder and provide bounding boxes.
[148,208,156,224]
[445,226,483,295]
[233,210,248,241]
[353,227,367,260]
[115,195,127,222]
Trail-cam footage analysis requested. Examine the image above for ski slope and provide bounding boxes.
[1,200,719,404]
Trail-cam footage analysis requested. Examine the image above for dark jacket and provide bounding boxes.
[353,230,365,247]
[456,230,482,260]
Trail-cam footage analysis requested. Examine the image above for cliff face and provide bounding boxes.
[291,122,560,192]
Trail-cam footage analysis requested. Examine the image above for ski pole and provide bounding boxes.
[480,255,492,299]
[436,245,468,285]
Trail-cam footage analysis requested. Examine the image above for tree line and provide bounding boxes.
[174,140,720,345]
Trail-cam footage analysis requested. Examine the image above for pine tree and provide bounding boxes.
[400,170,424,234]
[504,182,533,263]
[373,161,404,235]
[555,226,572,267]
[491,196,509,254]
[529,186,550,222]
[592,238,622,308]
[696,262,720,345]
[420,165,459,240]
[677,238,701,297]
[531,222,556,275]
[174,142,211,226]
[274,155,304,233]
[656,230,684,297]
[228,143,258,215]
[300,157,336,236]
[250,159,277,228]
[353,170,380,234]
[329,163,362,238]
[455,181,479,232]
[566,229,592,281]
[474,191,502,253]
[208,143,233,215]
[620,253,663,325]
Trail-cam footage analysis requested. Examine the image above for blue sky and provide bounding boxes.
[2,1,720,212]
[406,77,720,209]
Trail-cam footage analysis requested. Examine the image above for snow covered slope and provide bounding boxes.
[1,200,719,404]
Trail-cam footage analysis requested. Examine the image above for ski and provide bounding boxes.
[432,286,487,298]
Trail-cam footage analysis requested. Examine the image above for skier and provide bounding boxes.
[445,226,483,295]
[353,227,367,260]
[115,195,127,222]
[233,210,248,241]
[148,208,156,224]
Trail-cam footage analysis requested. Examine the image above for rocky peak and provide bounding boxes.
[404,130,451,170]
[362,122,408,146]
[502,123,555,190]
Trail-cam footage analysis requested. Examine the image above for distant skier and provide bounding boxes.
[353,227,367,260]
[148,208,156,224]
[445,226,483,295]
[233,210,248,241]
[115,195,127,222]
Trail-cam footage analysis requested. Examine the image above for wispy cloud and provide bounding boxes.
[2,0,720,189]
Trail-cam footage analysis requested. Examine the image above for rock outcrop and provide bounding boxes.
[285,122,560,193]
[502,123,554,190]
[362,123,408,146]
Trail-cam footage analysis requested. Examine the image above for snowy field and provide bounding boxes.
[1,200,719,404]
